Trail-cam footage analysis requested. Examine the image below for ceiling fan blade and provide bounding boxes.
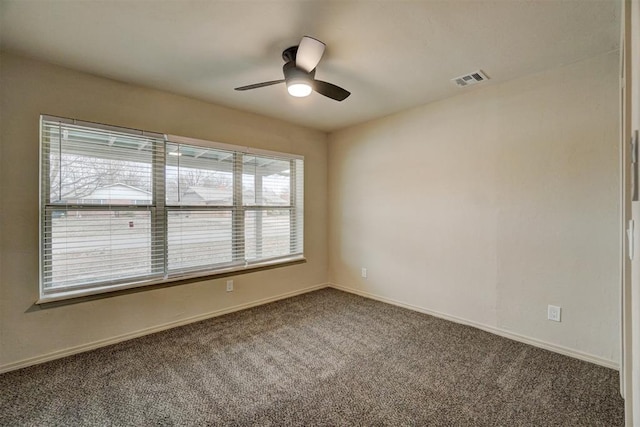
[313,80,351,101]
[296,36,326,72]
[235,80,285,91]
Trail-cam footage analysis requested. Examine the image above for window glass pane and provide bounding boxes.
[166,143,234,206]
[44,124,153,205]
[243,156,291,206]
[245,210,291,260]
[168,210,233,271]
[43,210,153,288]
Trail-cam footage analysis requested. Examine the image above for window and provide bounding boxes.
[40,116,304,302]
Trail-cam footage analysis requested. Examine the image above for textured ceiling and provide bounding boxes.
[0,0,620,132]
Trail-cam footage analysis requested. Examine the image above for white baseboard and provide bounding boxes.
[2,282,618,374]
[329,283,619,370]
[0,283,329,374]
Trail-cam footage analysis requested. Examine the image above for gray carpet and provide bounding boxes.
[0,288,624,426]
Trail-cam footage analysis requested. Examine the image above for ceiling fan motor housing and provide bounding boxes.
[283,61,315,84]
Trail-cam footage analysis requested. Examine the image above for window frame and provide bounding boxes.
[38,116,305,303]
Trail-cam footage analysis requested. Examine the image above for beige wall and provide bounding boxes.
[328,51,620,366]
[0,52,328,370]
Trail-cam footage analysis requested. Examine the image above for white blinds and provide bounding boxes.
[41,118,165,291]
[40,116,304,301]
[242,156,304,263]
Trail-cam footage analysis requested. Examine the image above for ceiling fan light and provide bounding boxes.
[287,82,312,97]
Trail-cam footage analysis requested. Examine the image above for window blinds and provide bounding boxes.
[40,116,304,302]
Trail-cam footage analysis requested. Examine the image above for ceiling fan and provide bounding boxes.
[235,36,350,102]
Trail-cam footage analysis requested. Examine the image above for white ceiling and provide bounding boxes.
[0,0,620,132]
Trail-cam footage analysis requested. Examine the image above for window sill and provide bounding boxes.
[36,255,306,307]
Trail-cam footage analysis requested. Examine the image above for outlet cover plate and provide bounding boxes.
[547,305,561,322]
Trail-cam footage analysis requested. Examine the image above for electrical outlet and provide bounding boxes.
[226,280,234,292]
[547,305,561,322]
[361,268,367,278]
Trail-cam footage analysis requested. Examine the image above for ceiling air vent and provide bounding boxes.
[451,70,489,88]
